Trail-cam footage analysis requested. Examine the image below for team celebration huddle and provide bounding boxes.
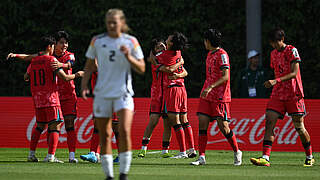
[7,8,314,180]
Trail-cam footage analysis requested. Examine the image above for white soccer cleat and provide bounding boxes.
[190,156,206,166]
[170,152,188,159]
[234,150,242,166]
[43,156,64,163]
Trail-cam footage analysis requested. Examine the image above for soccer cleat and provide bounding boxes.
[187,149,197,158]
[27,155,39,162]
[137,150,146,158]
[190,156,206,166]
[113,156,119,163]
[80,152,98,163]
[69,158,78,163]
[119,173,128,180]
[234,150,242,166]
[170,153,188,159]
[303,158,315,167]
[43,156,64,163]
[162,153,174,158]
[250,157,270,167]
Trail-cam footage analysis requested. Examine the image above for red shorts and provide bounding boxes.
[266,97,306,119]
[197,98,231,121]
[112,112,118,121]
[150,97,162,114]
[35,106,63,124]
[60,98,77,117]
[163,86,187,113]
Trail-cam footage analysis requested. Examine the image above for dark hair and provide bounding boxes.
[170,32,188,51]
[39,36,56,50]
[203,28,222,47]
[150,38,164,54]
[268,27,285,42]
[55,30,69,42]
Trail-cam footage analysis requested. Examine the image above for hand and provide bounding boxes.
[120,45,130,57]
[81,86,90,100]
[168,73,179,80]
[200,87,213,98]
[75,71,84,78]
[24,73,30,82]
[51,61,62,70]
[7,53,16,60]
[180,57,184,65]
[264,80,277,88]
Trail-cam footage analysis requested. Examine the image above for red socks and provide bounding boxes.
[90,128,100,153]
[66,127,76,153]
[30,127,43,151]
[182,122,195,149]
[262,140,272,156]
[225,131,239,152]
[198,130,208,156]
[173,124,186,152]
[48,130,59,155]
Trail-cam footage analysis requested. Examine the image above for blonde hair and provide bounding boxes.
[105,9,130,33]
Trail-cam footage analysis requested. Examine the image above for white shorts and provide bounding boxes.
[93,94,134,118]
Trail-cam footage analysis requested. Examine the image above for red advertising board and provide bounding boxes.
[0,97,319,152]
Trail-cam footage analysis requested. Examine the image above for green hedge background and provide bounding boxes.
[1,0,319,98]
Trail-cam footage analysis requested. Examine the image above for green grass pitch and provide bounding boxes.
[0,148,319,180]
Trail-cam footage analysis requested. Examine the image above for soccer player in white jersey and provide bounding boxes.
[81,9,145,180]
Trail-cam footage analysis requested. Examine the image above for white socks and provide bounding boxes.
[69,152,75,160]
[262,155,270,161]
[162,150,169,154]
[119,151,132,174]
[101,154,114,178]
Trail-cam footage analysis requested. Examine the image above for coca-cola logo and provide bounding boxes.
[208,114,299,145]
[26,113,116,144]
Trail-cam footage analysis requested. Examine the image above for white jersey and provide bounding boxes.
[86,33,144,98]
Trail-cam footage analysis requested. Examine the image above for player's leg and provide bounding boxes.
[292,115,314,166]
[180,113,196,158]
[216,116,242,165]
[161,116,173,158]
[168,112,187,158]
[190,113,210,165]
[80,117,100,163]
[97,117,114,179]
[28,122,46,162]
[288,99,314,166]
[64,114,78,163]
[138,113,161,157]
[250,110,279,166]
[45,121,63,163]
[114,94,134,179]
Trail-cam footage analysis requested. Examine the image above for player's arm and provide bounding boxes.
[168,67,188,80]
[159,57,185,73]
[81,58,96,100]
[120,45,145,74]
[264,62,299,88]
[51,61,72,70]
[56,69,84,81]
[7,53,38,61]
[24,72,30,82]
[201,68,229,98]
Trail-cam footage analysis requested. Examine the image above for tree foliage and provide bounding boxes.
[0,0,319,98]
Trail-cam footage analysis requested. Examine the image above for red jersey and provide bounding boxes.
[27,55,60,108]
[156,50,184,87]
[150,63,163,101]
[200,48,231,102]
[270,45,304,100]
[91,71,98,92]
[55,51,76,101]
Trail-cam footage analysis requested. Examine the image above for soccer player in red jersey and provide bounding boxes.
[8,31,80,163]
[23,36,83,163]
[250,28,314,167]
[138,38,188,158]
[153,32,196,159]
[191,28,242,166]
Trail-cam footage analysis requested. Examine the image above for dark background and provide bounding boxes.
[1,0,319,98]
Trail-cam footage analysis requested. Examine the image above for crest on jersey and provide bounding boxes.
[221,54,228,64]
[292,48,300,58]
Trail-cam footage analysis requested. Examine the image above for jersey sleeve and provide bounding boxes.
[130,37,144,60]
[288,47,301,63]
[85,37,97,60]
[219,53,230,69]
[51,57,63,72]
[66,53,75,65]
